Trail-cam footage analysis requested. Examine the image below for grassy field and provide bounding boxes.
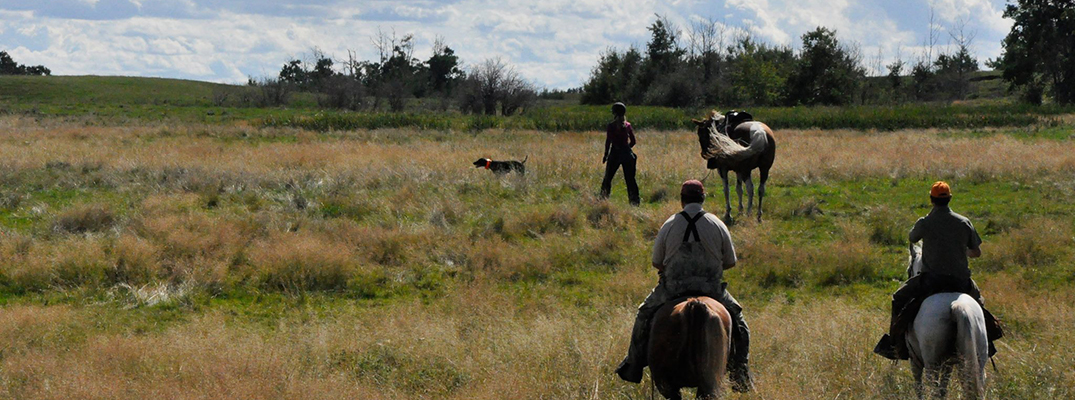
[0,76,1074,399]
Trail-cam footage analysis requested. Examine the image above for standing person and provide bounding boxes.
[615,180,754,392]
[601,102,640,206]
[874,181,1002,360]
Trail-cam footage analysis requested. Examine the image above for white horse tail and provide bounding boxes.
[952,296,988,399]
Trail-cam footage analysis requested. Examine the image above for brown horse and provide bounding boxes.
[693,113,777,223]
[648,296,733,400]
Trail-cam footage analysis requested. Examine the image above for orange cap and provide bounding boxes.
[930,181,952,198]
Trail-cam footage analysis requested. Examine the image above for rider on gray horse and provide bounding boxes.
[616,180,754,392]
[874,181,1003,360]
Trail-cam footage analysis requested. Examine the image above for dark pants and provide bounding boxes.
[601,148,640,205]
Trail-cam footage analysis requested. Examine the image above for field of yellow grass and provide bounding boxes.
[1,115,1073,399]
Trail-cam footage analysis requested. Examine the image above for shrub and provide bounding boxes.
[865,205,905,246]
[108,235,162,284]
[816,222,882,286]
[249,233,356,292]
[979,218,1072,272]
[52,204,116,234]
[255,78,291,107]
[0,191,22,211]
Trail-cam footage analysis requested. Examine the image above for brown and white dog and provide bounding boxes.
[473,156,528,175]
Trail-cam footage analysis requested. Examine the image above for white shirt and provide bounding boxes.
[652,203,737,268]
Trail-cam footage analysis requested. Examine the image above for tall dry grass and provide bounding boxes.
[1,116,1074,398]
[1,286,1071,399]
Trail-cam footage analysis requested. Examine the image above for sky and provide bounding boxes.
[0,0,1013,89]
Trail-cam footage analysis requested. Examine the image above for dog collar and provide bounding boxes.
[485,159,491,169]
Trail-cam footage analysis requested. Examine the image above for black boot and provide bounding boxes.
[874,334,903,360]
[615,358,643,383]
[729,363,755,393]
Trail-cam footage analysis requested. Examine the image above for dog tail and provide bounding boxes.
[522,155,528,164]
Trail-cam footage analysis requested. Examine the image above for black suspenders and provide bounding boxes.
[679,211,706,243]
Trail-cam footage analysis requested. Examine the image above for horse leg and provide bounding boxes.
[735,174,744,215]
[657,385,682,400]
[720,169,732,222]
[912,362,925,400]
[935,364,953,399]
[757,167,769,222]
[922,366,943,399]
[743,172,755,218]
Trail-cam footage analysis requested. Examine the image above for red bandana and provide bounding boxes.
[485,159,491,169]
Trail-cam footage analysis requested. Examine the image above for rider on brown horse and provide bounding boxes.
[616,180,754,392]
[874,181,1003,360]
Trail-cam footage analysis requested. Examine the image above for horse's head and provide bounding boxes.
[907,243,924,278]
[693,110,728,155]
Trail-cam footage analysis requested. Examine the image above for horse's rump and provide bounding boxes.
[907,292,988,399]
[648,296,732,395]
[699,121,776,172]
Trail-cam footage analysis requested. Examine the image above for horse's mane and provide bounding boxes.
[908,243,924,278]
[699,118,749,161]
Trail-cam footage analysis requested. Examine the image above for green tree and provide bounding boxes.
[642,15,684,81]
[724,36,795,106]
[934,45,978,99]
[996,0,1075,104]
[0,51,50,76]
[427,38,462,95]
[278,59,308,87]
[580,47,643,105]
[786,27,865,105]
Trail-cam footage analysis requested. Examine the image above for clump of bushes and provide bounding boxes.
[979,218,1072,272]
[52,204,116,234]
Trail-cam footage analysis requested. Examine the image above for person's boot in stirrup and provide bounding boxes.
[615,315,648,383]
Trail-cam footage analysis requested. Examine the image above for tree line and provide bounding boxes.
[235,32,539,115]
[584,3,1075,108]
[0,51,50,76]
[580,14,996,108]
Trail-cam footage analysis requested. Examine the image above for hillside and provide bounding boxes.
[0,75,227,106]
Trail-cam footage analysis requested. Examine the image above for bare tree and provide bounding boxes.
[459,58,536,116]
[926,7,940,66]
[938,18,979,99]
[687,17,727,103]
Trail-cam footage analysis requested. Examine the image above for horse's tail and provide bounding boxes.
[953,298,988,399]
[685,299,713,373]
[687,298,730,389]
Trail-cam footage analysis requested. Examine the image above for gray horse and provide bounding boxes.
[906,244,989,399]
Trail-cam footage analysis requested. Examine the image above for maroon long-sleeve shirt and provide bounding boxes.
[605,121,636,155]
